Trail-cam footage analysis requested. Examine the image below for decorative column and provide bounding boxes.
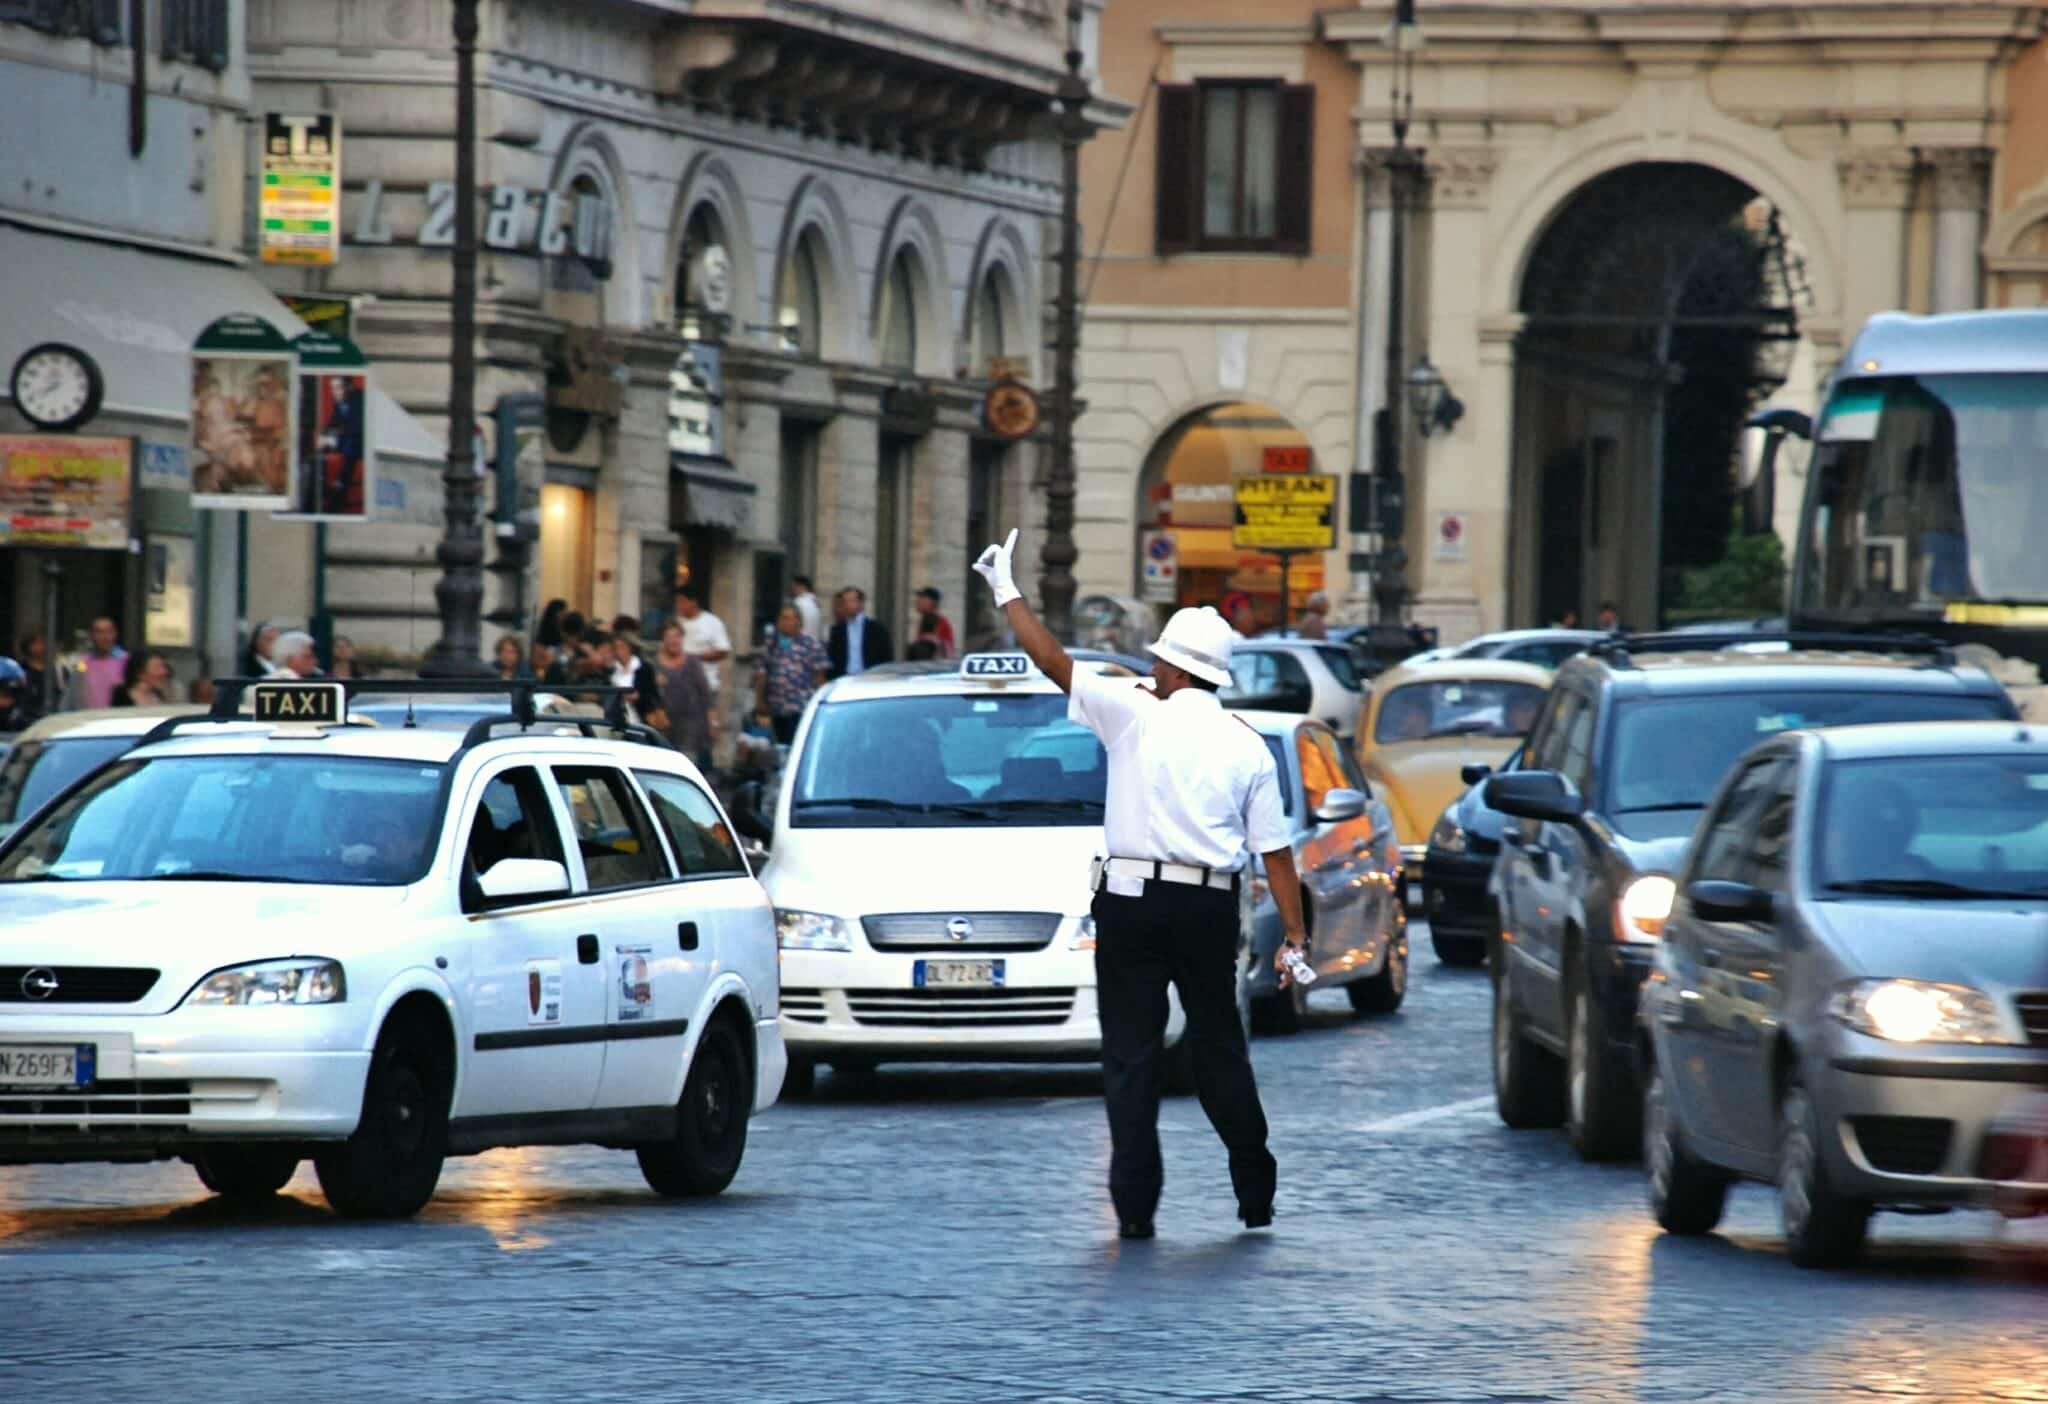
[1928,147,1994,314]
[1835,149,1917,333]
[1347,149,1398,623]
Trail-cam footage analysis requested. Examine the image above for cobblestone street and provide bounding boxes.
[5,941,2047,1404]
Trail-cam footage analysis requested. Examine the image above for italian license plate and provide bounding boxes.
[0,1044,94,1089]
[914,959,1004,990]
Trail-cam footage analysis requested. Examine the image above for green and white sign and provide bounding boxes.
[261,113,341,267]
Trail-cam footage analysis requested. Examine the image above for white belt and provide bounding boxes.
[1102,857,1239,891]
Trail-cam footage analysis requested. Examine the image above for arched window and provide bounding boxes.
[972,266,1012,373]
[675,204,727,333]
[552,173,608,296]
[778,229,824,358]
[878,249,919,371]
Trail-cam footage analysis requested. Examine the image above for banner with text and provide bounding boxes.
[1232,473,1336,552]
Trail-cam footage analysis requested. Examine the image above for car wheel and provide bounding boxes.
[1493,970,1564,1129]
[639,1017,753,1198]
[1431,931,1487,967]
[1348,933,1408,1014]
[1565,967,1640,1161]
[315,1017,449,1220]
[192,1148,300,1201]
[1644,1060,1728,1235]
[1778,1083,1870,1269]
[781,1055,816,1100]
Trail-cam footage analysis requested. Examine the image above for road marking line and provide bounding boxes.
[1354,1094,1493,1134]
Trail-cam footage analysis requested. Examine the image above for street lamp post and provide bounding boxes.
[1371,0,1425,627]
[1040,2,1091,643]
[421,0,491,678]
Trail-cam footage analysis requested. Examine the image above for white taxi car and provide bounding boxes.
[763,654,1235,1093]
[0,681,782,1218]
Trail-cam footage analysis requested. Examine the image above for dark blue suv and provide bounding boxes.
[1482,634,2017,1160]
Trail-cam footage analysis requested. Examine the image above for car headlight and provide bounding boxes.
[1615,875,1676,944]
[1828,979,2019,1045]
[185,958,345,1007]
[1070,914,1097,951]
[1431,813,1467,854]
[776,909,852,952]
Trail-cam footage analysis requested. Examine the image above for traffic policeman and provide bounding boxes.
[974,529,1309,1239]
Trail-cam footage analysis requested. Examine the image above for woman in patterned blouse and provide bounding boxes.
[756,604,830,744]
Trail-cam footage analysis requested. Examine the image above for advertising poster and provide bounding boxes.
[0,435,132,549]
[278,330,373,521]
[260,113,341,267]
[1231,473,1337,552]
[144,534,196,648]
[190,315,297,510]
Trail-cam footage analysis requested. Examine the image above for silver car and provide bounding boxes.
[1235,711,1408,1032]
[1640,720,2048,1267]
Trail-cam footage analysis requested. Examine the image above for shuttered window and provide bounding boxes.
[162,0,231,71]
[1155,82,1313,256]
[2,0,123,43]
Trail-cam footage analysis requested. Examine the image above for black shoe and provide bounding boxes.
[1118,1220,1155,1240]
[1240,1205,1273,1230]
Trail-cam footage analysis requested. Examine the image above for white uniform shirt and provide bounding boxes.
[1068,667,1290,873]
[793,591,825,643]
[680,610,732,691]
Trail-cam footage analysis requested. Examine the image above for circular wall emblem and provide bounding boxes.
[20,968,58,1001]
[982,380,1042,441]
[945,917,975,942]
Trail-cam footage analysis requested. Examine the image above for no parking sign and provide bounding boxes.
[1434,511,1469,562]
[1140,528,1178,603]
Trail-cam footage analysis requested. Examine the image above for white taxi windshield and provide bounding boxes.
[791,693,1105,827]
[0,754,446,886]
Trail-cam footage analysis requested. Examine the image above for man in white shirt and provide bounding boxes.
[974,528,1308,1241]
[673,587,731,692]
[790,574,826,643]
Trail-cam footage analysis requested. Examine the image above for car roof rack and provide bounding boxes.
[130,678,672,756]
[1586,630,1956,670]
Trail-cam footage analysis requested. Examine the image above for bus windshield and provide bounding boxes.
[1796,373,2048,618]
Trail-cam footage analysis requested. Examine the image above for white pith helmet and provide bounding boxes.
[1146,606,1234,687]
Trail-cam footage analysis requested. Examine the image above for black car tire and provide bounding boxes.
[1431,931,1487,967]
[192,1147,299,1201]
[314,1016,449,1220]
[1644,1060,1728,1235]
[781,1055,816,1100]
[1492,971,1565,1128]
[1778,1083,1870,1269]
[639,1017,753,1198]
[1348,934,1407,1014]
[1565,965,1641,1161]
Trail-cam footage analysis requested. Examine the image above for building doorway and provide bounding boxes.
[539,482,595,617]
[1510,162,1811,628]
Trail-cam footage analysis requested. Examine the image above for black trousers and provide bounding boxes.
[1092,880,1275,1226]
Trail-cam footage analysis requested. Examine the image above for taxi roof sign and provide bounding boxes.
[251,681,346,725]
[961,652,1032,681]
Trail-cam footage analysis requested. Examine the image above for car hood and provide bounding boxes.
[1811,900,2048,990]
[761,824,1104,918]
[1369,736,1522,845]
[0,882,416,1015]
[1606,828,1690,879]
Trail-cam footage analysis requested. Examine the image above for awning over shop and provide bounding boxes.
[0,221,442,463]
[672,453,755,533]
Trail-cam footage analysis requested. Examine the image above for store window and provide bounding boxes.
[1155,83,1313,255]
[878,250,920,371]
[161,0,227,68]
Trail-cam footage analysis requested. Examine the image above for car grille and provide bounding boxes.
[1851,1115,1953,1176]
[0,966,159,1004]
[781,988,827,1025]
[2015,992,2048,1048]
[845,987,1077,1029]
[861,912,1062,953]
[0,1079,194,1120]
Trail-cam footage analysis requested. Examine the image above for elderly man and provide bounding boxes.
[271,631,321,678]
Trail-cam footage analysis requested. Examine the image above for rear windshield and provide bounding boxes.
[1375,680,1546,744]
[791,693,1106,828]
[1606,690,2011,819]
[0,754,446,886]
[1315,646,1361,691]
[0,736,135,829]
[1816,754,2048,896]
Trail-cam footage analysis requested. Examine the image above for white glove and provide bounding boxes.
[973,527,1022,608]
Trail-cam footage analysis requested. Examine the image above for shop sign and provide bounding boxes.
[261,114,341,266]
[0,434,133,549]
[354,181,614,277]
[1232,473,1336,552]
[1139,528,1178,604]
[279,332,373,521]
[280,295,353,340]
[1261,445,1311,474]
[190,315,296,511]
[139,441,190,491]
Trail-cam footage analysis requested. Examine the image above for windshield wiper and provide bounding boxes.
[1616,802,1706,815]
[149,870,285,883]
[957,798,1104,815]
[1424,718,1498,739]
[1822,877,2037,900]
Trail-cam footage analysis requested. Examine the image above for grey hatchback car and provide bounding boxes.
[1640,721,2048,1268]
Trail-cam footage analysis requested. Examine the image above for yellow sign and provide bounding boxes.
[0,435,132,549]
[261,114,341,266]
[1233,473,1336,551]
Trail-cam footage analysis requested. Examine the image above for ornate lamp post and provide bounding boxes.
[420,0,491,677]
[1370,0,1425,626]
[1040,1,1092,642]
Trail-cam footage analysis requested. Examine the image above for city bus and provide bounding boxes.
[1758,310,2048,707]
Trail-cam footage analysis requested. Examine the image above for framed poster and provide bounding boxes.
[0,435,132,549]
[144,534,196,648]
[277,329,373,520]
[190,315,296,510]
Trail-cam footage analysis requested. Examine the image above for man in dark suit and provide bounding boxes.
[827,586,894,678]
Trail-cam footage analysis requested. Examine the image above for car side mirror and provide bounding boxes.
[1461,762,1493,787]
[1314,787,1367,825]
[1688,878,1774,924]
[477,857,570,904]
[1483,770,1583,823]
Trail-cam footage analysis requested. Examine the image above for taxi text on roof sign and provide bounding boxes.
[961,653,1032,681]
[1232,473,1336,552]
[252,681,346,724]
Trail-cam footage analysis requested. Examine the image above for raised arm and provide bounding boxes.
[974,528,1074,695]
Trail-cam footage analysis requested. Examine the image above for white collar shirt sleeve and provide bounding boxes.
[1067,665,1152,746]
[1242,746,1291,857]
